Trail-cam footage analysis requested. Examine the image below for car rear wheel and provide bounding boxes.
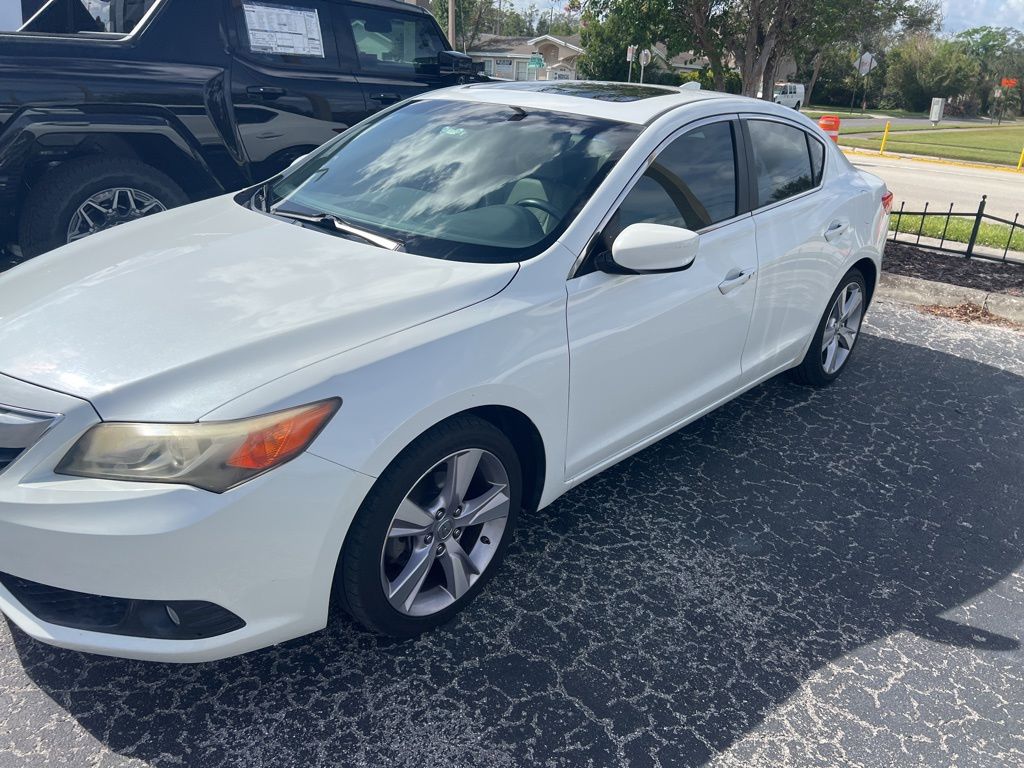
[337,415,521,637]
[791,268,867,386]
[18,156,189,259]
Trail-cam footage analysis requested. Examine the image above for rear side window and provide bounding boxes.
[346,7,445,75]
[747,120,814,207]
[23,0,163,35]
[233,0,341,69]
[808,134,826,185]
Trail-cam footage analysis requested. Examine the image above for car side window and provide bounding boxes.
[655,121,738,227]
[345,7,445,75]
[747,120,816,207]
[232,0,341,69]
[808,134,826,185]
[578,121,738,276]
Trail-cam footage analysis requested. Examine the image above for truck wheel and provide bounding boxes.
[18,156,189,259]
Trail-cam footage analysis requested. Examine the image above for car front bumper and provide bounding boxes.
[0,375,375,663]
[0,454,374,662]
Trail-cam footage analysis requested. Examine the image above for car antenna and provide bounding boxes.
[508,106,528,121]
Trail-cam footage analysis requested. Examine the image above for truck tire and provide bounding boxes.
[18,156,189,259]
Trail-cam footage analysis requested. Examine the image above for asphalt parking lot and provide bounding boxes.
[2,298,1023,768]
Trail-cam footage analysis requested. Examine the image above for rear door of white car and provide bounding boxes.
[564,117,758,479]
[739,116,849,381]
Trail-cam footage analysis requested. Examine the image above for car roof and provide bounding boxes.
[416,81,739,125]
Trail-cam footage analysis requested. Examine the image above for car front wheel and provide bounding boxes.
[791,268,867,386]
[336,415,522,637]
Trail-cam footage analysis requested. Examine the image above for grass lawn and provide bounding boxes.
[842,126,1024,166]
[890,213,1024,253]
[838,123,994,136]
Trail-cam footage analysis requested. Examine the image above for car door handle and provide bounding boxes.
[824,220,849,241]
[247,86,286,99]
[718,269,755,295]
[371,92,402,104]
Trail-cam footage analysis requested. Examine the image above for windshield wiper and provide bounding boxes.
[271,208,404,251]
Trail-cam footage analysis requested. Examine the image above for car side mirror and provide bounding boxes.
[438,49,475,74]
[604,223,700,274]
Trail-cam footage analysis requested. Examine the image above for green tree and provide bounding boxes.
[577,2,669,82]
[883,34,980,112]
[957,26,1024,116]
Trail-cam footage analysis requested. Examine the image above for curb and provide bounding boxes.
[877,272,1024,323]
[841,146,1023,175]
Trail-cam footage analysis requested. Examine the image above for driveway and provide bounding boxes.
[2,299,1023,768]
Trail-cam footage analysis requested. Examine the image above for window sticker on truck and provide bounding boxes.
[242,2,325,57]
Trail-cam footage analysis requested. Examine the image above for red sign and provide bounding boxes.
[1002,78,1019,88]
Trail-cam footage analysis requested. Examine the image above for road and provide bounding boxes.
[2,299,1024,768]
[847,150,1023,221]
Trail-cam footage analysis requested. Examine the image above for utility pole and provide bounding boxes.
[448,0,456,49]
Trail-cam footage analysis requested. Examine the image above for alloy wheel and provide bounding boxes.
[380,449,511,617]
[67,187,167,243]
[821,282,864,375]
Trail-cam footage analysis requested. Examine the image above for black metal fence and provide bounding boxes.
[890,195,1023,263]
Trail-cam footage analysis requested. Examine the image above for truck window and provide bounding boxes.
[21,0,163,36]
[345,7,444,75]
[231,0,341,69]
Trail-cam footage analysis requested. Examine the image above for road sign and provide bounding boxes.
[929,97,946,125]
[639,49,651,67]
[528,54,543,69]
[856,52,878,76]
[626,44,637,63]
[1002,77,1019,88]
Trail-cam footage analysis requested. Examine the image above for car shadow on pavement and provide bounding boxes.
[8,331,1024,767]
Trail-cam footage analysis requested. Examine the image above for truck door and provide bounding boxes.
[334,2,449,112]
[226,0,368,181]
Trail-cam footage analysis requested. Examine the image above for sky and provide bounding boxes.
[940,0,1024,31]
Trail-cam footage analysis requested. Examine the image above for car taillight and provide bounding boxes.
[881,191,894,214]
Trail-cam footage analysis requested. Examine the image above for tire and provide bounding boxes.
[18,156,189,259]
[791,268,868,387]
[795,101,802,110]
[337,415,522,637]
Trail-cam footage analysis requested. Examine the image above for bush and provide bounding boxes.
[678,67,742,94]
[883,35,980,112]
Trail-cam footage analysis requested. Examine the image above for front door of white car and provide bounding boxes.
[564,118,758,478]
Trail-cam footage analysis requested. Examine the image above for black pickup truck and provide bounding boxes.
[0,0,480,258]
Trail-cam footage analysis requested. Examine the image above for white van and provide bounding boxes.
[772,83,805,110]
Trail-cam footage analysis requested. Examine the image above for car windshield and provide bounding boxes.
[264,99,642,262]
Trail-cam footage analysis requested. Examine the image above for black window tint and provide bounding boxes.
[347,8,445,75]
[656,122,737,226]
[808,134,825,185]
[748,120,814,206]
[616,175,690,230]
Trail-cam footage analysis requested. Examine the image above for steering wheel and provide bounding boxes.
[514,198,561,219]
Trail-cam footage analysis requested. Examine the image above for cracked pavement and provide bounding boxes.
[2,298,1023,768]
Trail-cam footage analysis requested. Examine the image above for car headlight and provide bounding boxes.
[56,399,340,492]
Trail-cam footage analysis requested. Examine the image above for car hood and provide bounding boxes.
[0,198,517,421]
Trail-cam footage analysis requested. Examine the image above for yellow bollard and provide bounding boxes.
[1018,146,1024,172]
[879,121,891,155]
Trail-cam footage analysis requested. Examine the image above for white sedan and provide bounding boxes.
[0,82,890,662]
